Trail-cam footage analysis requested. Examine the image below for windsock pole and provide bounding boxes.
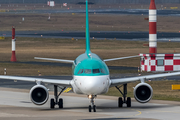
[149,0,157,53]
[10,26,17,62]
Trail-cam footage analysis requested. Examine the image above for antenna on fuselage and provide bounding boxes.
[85,0,91,56]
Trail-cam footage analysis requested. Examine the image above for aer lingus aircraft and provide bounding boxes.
[1,0,180,112]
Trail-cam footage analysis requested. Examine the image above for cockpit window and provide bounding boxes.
[100,69,106,73]
[93,69,100,74]
[77,68,107,75]
[78,69,84,74]
[84,69,91,74]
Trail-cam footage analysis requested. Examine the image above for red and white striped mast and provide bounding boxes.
[10,26,17,62]
[149,0,157,53]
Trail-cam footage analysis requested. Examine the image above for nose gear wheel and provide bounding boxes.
[88,95,97,112]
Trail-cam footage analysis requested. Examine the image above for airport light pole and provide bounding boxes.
[149,0,157,53]
[10,26,17,62]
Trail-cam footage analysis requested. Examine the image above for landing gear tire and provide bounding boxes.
[88,95,97,112]
[118,97,123,107]
[89,105,92,112]
[50,99,55,109]
[58,98,63,108]
[93,105,96,112]
[127,97,131,107]
[116,84,132,108]
[50,85,66,109]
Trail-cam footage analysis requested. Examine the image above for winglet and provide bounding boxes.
[85,0,91,55]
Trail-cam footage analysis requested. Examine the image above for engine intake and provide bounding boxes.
[30,85,49,105]
[134,83,153,103]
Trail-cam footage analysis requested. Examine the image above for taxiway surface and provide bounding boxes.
[2,9,180,17]
[0,87,180,120]
[1,31,180,41]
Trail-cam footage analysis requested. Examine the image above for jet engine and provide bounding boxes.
[134,83,153,103]
[30,85,49,105]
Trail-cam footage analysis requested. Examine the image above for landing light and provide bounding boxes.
[88,95,92,99]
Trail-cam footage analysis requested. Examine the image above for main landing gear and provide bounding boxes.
[50,85,66,109]
[115,84,131,108]
[88,95,96,112]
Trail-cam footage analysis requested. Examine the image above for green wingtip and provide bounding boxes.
[85,0,91,55]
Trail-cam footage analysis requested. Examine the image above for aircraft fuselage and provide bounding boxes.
[71,53,111,95]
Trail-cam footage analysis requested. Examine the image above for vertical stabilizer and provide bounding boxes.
[85,0,91,55]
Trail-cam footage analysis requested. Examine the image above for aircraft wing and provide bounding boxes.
[34,57,74,63]
[110,72,180,86]
[104,55,139,62]
[0,75,72,87]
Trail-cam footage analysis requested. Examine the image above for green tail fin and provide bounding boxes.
[85,0,91,55]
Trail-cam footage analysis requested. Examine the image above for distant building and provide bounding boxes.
[140,54,180,72]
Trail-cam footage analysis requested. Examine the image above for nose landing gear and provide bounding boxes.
[88,95,96,112]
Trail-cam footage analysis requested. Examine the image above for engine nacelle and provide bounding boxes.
[30,85,49,105]
[134,83,153,103]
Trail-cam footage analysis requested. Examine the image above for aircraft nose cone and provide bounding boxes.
[81,76,108,95]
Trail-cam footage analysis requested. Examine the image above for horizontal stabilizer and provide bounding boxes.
[104,55,139,62]
[34,57,74,63]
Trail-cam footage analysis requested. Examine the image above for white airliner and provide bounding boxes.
[1,0,180,112]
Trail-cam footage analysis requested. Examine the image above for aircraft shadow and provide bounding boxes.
[39,104,173,112]
[81,118,138,120]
